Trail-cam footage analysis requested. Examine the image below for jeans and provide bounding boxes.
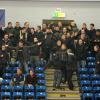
[53,69,62,87]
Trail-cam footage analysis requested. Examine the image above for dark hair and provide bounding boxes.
[37,26,41,30]
[90,23,94,27]
[96,29,100,32]
[8,22,12,25]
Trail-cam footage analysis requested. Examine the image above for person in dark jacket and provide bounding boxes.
[66,49,77,90]
[25,69,37,86]
[75,39,87,68]
[0,27,4,41]
[88,23,96,40]
[13,22,21,46]
[0,45,9,77]
[4,22,14,39]
[11,68,24,86]
[94,45,100,75]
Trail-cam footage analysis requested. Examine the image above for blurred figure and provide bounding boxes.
[4,22,14,38]
[11,68,24,86]
[13,22,21,46]
[88,23,96,40]
[25,69,37,86]
[0,45,9,77]
[76,39,87,68]
[94,45,100,75]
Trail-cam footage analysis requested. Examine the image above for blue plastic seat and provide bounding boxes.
[1,92,11,99]
[79,68,88,74]
[82,93,94,100]
[95,93,100,100]
[36,86,46,92]
[36,92,46,99]
[87,62,96,67]
[13,92,23,99]
[89,68,95,74]
[24,85,34,92]
[35,67,44,73]
[92,81,100,86]
[37,80,46,85]
[13,86,23,92]
[81,86,92,93]
[3,73,12,79]
[24,92,35,99]
[1,86,12,92]
[87,57,95,62]
[2,79,11,85]
[93,87,100,93]
[80,80,91,86]
[36,73,45,79]
[90,75,100,80]
[80,74,89,80]
[5,67,12,73]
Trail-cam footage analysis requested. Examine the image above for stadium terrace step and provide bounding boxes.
[46,69,80,100]
[47,97,80,100]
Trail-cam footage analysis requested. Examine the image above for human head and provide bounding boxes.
[18,40,24,47]
[24,22,30,29]
[17,68,23,75]
[94,45,99,52]
[2,45,6,51]
[37,26,41,31]
[15,22,20,28]
[29,69,34,76]
[58,21,62,27]
[80,33,86,40]
[90,23,94,30]
[61,44,67,50]
[4,34,9,40]
[8,22,13,28]
[96,29,100,36]
[21,27,26,33]
[63,27,67,33]
[78,39,83,45]
[57,40,62,47]
[82,23,87,29]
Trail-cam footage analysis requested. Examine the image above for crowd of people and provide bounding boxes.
[0,21,100,90]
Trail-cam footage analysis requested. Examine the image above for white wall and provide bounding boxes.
[0,1,100,29]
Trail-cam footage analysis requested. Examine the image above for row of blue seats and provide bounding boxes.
[80,74,100,80]
[0,92,46,99]
[81,93,100,100]
[0,85,46,92]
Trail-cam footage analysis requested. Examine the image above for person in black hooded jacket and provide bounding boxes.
[94,45,100,75]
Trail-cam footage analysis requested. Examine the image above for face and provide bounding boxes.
[4,34,9,40]
[24,22,29,28]
[58,22,62,27]
[96,31,100,36]
[61,35,66,40]
[18,42,24,47]
[71,21,75,27]
[94,45,99,52]
[22,28,26,33]
[57,40,61,46]
[80,34,86,40]
[79,39,83,45]
[31,28,35,33]
[30,70,34,76]
[82,23,87,29]
[63,27,67,33]
[42,24,47,29]
[90,25,94,30]
[61,44,66,50]
[17,69,22,75]
[16,22,20,27]
[67,33,71,38]
[2,45,6,51]
[55,26,59,31]
[8,23,12,28]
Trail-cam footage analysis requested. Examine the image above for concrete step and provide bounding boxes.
[47,91,80,98]
[47,86,79,91]
[46,83,79,88]
[47,97,80,100]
